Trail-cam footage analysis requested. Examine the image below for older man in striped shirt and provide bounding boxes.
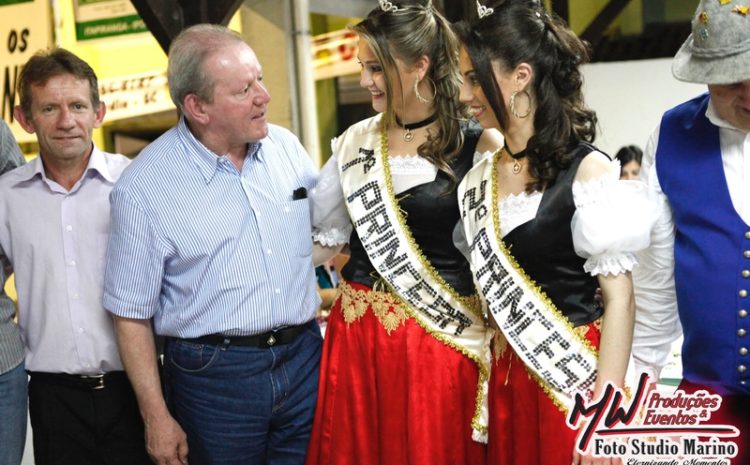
[103,25,321,465]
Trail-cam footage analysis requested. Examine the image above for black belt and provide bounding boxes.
[28,371,128,390]
[182,321,312,348]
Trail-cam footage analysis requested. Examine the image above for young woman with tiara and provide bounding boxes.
[454,1,655,464]
[305,1,501,464]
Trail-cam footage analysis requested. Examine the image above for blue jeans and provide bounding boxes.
[164,321,322,465]
[0,361,27,465]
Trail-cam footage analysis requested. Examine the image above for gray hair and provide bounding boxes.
[167,24,246,112]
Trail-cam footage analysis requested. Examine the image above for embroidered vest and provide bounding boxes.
[342,124,479,295]
[656,93,750,395]
[503,142,603,326]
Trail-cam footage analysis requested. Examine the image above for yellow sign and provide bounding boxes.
[0,0,52,144]
[73,0,147,41]
[98,71,174,122]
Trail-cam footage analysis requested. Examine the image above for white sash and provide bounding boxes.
[458,154,599,412]
[336,115,492,440]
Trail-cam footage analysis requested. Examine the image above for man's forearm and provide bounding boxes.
[113,315,169,419]
[112,315,189,464]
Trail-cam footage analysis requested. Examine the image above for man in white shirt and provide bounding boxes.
[634,1,750,462]
[0,48,149,465]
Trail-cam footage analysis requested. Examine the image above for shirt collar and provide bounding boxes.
[177,117,264,183]
[87,146,117,183]
[18,144,114,184]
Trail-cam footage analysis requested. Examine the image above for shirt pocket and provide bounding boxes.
[285,199,313,257]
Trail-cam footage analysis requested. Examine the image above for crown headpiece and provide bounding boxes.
[379,0,400,13]
[477,0,494,19]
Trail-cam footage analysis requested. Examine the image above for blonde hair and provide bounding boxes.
[352,0,465,180]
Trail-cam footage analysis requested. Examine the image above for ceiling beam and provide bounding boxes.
[551,0,569,25]
[129,0,244,54]
[580,0,632,45]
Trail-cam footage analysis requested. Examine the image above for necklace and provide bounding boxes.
[396,113,437,142]
[502,145,527,175]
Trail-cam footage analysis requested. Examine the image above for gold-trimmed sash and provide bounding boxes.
[336,115,491,440]
[458,152,599,413]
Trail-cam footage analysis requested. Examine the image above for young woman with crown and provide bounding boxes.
[454,1,655,464]
[305,1,502,464]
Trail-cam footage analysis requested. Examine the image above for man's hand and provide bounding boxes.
[145,412,189,465]
[111,316,188,464]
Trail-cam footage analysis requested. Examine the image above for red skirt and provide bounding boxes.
[487,321,601,465]
[305,280,486,465]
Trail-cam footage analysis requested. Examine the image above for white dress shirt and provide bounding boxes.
[633,98,750,380]
[0,147,130,374]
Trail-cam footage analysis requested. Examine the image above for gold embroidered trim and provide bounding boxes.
[338,281,369,325]
[574,318,602,339]
[338,280,482,335]
[575,324,589,339]
[399,297,490,435]
[379,124,489,433]
[336,280,489,434]
[338,280,407,334]
[489,152,600,414]
[492,330,509,359]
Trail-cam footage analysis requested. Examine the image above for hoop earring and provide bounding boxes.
[509,90,531,118]
[414,77,436,104]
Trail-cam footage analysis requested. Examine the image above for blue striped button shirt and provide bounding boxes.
[103,118,320,337]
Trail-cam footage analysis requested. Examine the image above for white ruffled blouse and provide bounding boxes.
[310,150,496,247]
[497,157,654,276]
[311,150,653,278]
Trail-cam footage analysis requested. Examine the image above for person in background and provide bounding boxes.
[104,24,321,465]
[455,1,653,464]
[633,1,750,463]
[306,1,501,464]
[615,144,642,180]
[0,119,27,465]
[314,262,338,330]
[0,48,150,465]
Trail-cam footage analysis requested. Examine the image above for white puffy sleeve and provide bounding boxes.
[310,141,352,246]
[571,157,656,277]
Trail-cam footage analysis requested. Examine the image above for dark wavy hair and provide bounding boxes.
[458,0,598,192]
[352,0,464,181]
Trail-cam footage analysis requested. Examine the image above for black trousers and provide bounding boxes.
[28,372,151,465]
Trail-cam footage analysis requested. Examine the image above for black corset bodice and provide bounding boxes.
[503,141,605,327]
[342,125,481,296]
